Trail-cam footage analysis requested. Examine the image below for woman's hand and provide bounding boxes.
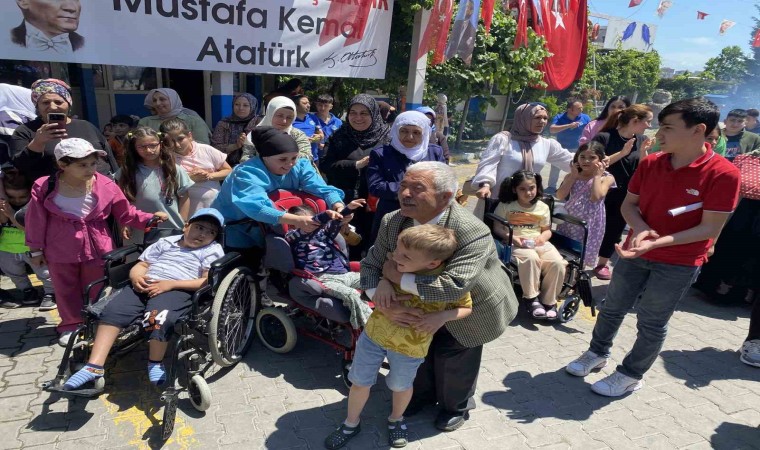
[292,214,320,233]
[122,226,132,241]
[621,137,636,156]
[355,156,370,169]
[153,212,169,223]
[475,185,491,199]
[30,123,67,151]
[323,210,343,221]
[641,136,655,155]
[344,199,367,212]
[29,253,46,268]
[236,133,247,149]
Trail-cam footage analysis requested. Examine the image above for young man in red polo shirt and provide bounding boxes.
[565,98,741,397]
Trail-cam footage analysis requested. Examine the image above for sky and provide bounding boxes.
[588,0,758,71]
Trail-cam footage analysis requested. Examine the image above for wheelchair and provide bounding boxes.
[41,223,259,440]
[485,195,596,323]
[251,190,369,388]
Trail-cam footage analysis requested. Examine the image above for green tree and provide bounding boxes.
[424,8,549,145]
[657,74,732,102]
[575,46,661,103]
[703,45,749,82]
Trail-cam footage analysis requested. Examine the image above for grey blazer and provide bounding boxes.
[361,203,519,347]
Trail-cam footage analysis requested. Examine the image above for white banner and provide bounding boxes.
[0,0,394,79]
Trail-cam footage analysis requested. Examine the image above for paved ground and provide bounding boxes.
[1,162,759,449]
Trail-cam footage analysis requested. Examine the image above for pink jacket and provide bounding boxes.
[25,172,154,263]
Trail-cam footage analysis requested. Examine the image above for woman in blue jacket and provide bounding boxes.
[366,111,445,243]
[212,126,345,267]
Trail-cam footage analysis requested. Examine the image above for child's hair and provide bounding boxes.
[398,224,457,262]
[159,117,191,135]
[498,170,543,205]
[288,204,316,216]
[110,114,137,127]
[726,108,748,120]
[316,93,334,104]
[747,108,759,119]
[2,172,30,191]
[118,126,179,204]
[57,154,98,166]
[572,141,607,172]
[600,104,652,133]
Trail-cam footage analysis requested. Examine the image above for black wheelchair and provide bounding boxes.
[41,225,259,440]
[484,195,596,323]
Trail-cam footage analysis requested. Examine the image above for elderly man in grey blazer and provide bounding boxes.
[361,161,519,431]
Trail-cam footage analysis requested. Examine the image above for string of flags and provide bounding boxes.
[627,0,752,38]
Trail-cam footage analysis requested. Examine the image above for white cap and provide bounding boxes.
[54,138,107,161]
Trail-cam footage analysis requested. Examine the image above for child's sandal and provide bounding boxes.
[529,299,546,318]
[544,303,558,320]
[388,419,409,448]
[324,423,361,450]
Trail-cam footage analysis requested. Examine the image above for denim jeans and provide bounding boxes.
[589,257,699,380]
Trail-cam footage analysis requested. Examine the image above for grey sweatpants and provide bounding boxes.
[0,251,54,294]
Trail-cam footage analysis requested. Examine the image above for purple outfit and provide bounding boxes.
[557,173,616,268]
[285,211,348,275]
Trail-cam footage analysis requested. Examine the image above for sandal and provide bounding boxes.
[529,299,546,318]
[388,419,409,448]
[324,423,361,450]
[544,303,558,320]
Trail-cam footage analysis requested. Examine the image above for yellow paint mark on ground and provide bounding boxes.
[45,307,196,448]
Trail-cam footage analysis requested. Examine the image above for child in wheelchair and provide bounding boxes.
[492,170,567,320]
[285,198,371,329]
[62,208,225,391]
[325,225,471,449]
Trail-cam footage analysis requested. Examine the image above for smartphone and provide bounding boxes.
[47,113,67,131]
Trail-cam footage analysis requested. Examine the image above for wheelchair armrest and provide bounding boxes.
[553,213,587,228]
[102,245,141,262]
[485,212,512,228]
[210,252,241,271]
[189,284,213,318]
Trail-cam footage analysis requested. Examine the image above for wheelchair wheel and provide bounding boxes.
[256,307,297,353]
[341,358,352,389]
[208,268,258,367]
[558,296,581,323]
[188,375,212,412]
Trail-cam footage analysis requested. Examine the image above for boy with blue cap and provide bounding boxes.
[62,208,225,392]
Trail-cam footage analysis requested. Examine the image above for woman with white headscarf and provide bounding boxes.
[0,84,36,165]
[366,110,446,243]
[137,88,211,144]
[242,96,311,161]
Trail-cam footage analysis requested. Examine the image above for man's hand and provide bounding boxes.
[145,280,175,297]
[475,185,491,199]
[382,255,402,284]
[375,302,422,327]
[372,278,397,308]
[412,311,449,334]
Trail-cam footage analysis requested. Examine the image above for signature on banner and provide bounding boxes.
[323,49,378,68]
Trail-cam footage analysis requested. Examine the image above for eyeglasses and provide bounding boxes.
[136,143,160,151]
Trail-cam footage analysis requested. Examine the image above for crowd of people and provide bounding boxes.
[0,78,758,449]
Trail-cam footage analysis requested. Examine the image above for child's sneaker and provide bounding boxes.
[39,294,56,311]
[591,371,643,397]
[566,350,608,376]
[739,339,760,368]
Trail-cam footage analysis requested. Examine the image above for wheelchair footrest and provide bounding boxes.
[42,381,104,398]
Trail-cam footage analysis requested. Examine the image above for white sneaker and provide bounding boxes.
[739,339,760,368]
[58,331,74,347]
[566,350,608,377]
[591,371,643,397]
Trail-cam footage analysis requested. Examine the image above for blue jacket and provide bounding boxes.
[366,144,445,240]
[212,157,344,248]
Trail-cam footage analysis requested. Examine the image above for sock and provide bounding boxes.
[342,420,360,433]
[147,360,166,386]
[63,364,104,390]
[388,416,403,423]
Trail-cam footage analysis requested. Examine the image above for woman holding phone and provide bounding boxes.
[10,79,118,183]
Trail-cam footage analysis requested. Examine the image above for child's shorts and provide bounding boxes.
[97,287,192,342]
[348,332,424,392]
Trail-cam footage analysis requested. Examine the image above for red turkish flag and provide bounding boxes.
[319,2,373,47]
[418,0,455,65]
[513,0,529,49]
[753,29,760,47]
[697,11,709,20]
[532,0,589,90]
[482,0,496,32]
[628,0,643,7]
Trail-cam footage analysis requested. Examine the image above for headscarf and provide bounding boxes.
[251,126,298,157]
[335,94,390,149]
[415,106,437,133]
[0,84,35,121]
[30,79,72,107]
[506,103,548,172]
[257,96,297,133]
[220,93,259,140]
[391,111,431,162]
[143,88,198,120]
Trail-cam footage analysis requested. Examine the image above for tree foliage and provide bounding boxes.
[575,45,661,103]
[703,46,749,82]
[657,74,732,102]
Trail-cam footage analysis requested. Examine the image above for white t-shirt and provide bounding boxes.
[53,192,94,218]
[471,134,574,197]
[174,142,227,212]
[140,235,224,281]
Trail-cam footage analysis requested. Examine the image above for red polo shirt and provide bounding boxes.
[625,148,740,266]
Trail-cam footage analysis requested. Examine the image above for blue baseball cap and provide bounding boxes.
[189,208,225,228]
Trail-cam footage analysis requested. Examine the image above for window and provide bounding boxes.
[0,60,53,87]
[111,66,157,91]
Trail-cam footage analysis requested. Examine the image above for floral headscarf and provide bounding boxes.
[30,79,72,107]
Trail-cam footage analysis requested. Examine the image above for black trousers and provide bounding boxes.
[599,188,628,260]
[748,295,760,342]
[412,326,483,413]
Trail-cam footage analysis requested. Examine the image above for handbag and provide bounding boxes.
[734,152,760,200]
